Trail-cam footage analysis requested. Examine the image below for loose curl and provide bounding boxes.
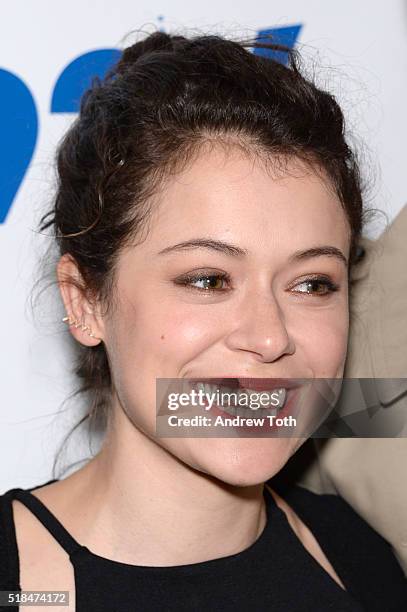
[35,30,372,466]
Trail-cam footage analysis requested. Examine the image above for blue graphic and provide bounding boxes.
[157,15,166,32]
[253,25,302,64]
[51,48,122,113]
[0,69,38,224]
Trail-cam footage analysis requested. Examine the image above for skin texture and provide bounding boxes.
[12,145,351,608]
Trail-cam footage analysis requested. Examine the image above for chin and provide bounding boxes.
[189,437,296,488]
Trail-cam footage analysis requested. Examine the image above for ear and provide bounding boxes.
[57,253,105,346]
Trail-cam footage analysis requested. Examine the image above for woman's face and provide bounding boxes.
[93,145,351,486]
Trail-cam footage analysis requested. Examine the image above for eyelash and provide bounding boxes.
[174,272,340,297]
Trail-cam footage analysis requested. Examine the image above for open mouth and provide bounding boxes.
[184,379,308,433]
[158,377,334,437]
[189,381,289,417]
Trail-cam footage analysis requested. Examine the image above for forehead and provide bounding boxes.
[141,145,350,258]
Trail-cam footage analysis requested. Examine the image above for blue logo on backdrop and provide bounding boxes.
[0,70,38,224]
[0,25,302,225]
[51,49,122,114]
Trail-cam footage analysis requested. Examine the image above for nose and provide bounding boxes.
[224,290,295,363]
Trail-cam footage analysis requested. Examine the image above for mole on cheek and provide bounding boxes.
[160,334,165,340]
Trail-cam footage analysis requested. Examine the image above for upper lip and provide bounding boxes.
[188,377,303,392]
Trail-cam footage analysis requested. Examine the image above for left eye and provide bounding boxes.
[292,278,339,296]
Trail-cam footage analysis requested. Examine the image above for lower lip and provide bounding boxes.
[192,385,303,435]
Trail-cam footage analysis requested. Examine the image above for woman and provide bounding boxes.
[0,31,406,611]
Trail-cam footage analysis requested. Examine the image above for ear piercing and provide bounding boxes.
[62,315,101,341]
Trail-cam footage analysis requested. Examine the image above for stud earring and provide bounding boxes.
[62,315,101,341]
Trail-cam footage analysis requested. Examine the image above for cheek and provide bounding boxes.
[111,297,211,366]
[105,297,220,426]
[130,299,220,374]
[294,305,349,377]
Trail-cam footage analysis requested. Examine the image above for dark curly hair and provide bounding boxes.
[35,30,372,464]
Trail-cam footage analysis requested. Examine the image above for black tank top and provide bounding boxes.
[0,479,406,611]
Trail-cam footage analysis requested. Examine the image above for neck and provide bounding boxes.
[61,404,268,566]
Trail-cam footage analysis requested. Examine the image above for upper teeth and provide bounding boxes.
[190,382,287,418]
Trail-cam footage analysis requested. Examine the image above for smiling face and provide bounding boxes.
[64,144,351,486]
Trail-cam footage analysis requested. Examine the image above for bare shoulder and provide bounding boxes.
[10,482,76,612]
[10,478,75,566]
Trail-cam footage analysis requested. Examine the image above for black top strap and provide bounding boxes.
[9,486,82,557]
[0,491,20,590]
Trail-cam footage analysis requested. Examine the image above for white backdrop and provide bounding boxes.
[1,0,407,492]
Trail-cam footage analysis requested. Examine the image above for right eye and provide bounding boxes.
[174,272,231,292]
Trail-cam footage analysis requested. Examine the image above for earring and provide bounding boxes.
[62,315,101,341]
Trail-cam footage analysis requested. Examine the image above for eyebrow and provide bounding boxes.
[157,238,348,266]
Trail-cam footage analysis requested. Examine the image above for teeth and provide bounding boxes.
[190,382,287,417]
